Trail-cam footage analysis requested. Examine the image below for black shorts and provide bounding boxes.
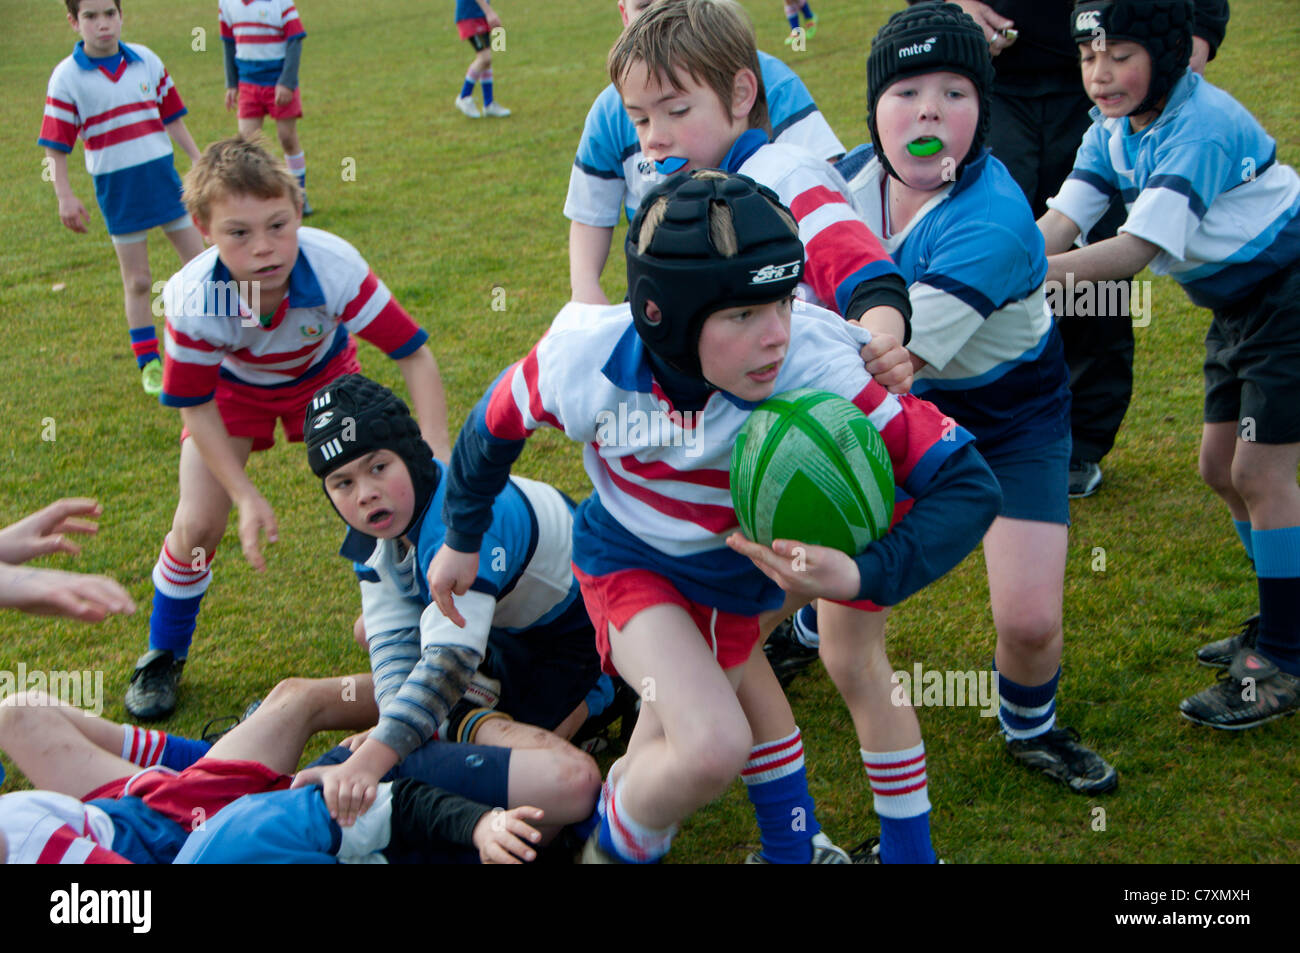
[467,31,490,52]
[482,598,602,731]
[1203,264,1300,445]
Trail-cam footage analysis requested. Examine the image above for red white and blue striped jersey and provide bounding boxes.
[219,0,305,87]
[0,792,128,865]
[726,130,908,319]
[444,300,984,614]
[161,227,428,407]
[38,42,189,234]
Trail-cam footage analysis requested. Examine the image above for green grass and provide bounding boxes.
[2,0,1298,863]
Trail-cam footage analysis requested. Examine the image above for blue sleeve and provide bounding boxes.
[442,381,528,554]
[851,442,1001,606]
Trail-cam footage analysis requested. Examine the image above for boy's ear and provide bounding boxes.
[730,69,759,122]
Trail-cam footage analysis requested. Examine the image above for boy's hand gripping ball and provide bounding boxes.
[731,389,894,555]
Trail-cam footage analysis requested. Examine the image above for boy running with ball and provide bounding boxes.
[429,170,1000,863]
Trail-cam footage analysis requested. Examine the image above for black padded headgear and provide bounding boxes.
[305,374,438,539]
[625,170,804,381]
[1070,0,1193,116]
[867,2,995,186]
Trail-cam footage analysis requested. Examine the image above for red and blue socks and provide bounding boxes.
[460,70,479,101]
[996,663,1059,740]
[1252,526,1300,675]
[742,729,819,863]
[120,725,211,771]
[148,540,215,659]
[129,327,160,369]
[596,776,676,863]
[863,742,936,864]
[480,69,495,107]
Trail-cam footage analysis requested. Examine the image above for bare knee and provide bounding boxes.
[996,610,1062,657]
[170,507,226,556]
[121,269,152,299]
[677,724,751,797]
[1199,447,1234,497]
[1229,460,1280,509]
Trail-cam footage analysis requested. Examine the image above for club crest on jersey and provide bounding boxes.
[1075,10,1102,31]
[637,159,655,175]
[300,322,324,339]
[751,261,801,284]
[140,81,150,94]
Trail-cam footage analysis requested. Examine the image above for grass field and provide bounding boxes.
[1,0,1298,864]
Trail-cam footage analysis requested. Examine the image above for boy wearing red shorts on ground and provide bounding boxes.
[220,0,315,213]
[123,136,450,722]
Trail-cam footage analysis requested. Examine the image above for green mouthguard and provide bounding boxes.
[907,137,943,157]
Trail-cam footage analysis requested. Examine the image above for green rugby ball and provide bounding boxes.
[731,389,895,554]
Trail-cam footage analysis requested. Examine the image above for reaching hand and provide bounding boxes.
[0,497,105,565]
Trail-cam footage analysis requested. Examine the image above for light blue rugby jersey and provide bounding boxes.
[1048,71,1300,310]
[842,147,1070,453]
[564,51,844,227]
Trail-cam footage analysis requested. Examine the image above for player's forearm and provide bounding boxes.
[1037,208,1083,256]
[1046,232,1159,286]
[369,643,482,758]
[853,303,909,347]
[569,221,614,304]
[178,402,260,504]
[222,38,238,88]
[394,345,451,460]
[343,735,400,781]
[43,149,76,200]
[852,441,1000,606]
[442,398,527,552]
[166,118,202,165]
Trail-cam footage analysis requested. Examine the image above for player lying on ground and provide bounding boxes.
[0,675,556,863]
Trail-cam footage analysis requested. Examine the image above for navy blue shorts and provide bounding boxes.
[308,740,510,808]
[978,433,1071,526]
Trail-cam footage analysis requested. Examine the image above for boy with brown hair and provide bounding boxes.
[39,0,206,397]
[123,136,450,723]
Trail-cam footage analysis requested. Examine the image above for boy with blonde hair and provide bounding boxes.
[124,136,450,722]
[39,0,206,396]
